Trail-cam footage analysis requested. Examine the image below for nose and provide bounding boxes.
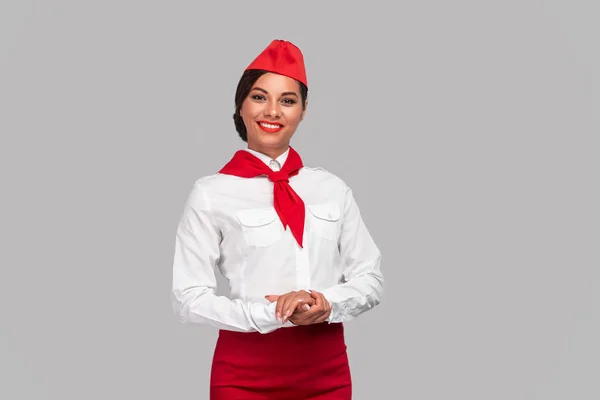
[264,100,281,118]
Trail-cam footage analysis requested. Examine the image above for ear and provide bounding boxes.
[300,101,308,121]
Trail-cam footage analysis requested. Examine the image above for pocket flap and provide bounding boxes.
[307,203,341,221]
[236,208,278,227]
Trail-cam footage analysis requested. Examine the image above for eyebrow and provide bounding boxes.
[251,87,299,98]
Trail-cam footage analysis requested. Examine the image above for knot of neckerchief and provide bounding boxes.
[218,146,306,247]
[267,170,290,184]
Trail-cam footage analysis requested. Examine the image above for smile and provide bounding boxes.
[257,121,284,133]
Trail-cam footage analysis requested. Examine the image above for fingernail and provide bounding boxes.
[276,312,281,320]
[285,309,291,317]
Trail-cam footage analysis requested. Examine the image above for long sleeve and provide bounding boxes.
[321,186,384,323]
[171,182,282,334]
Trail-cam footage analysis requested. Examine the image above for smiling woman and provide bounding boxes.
[233,68,308,158]
[171,39,384,399]
[239,72,307,157]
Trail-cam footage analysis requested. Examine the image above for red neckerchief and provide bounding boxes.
[219,146,305,247]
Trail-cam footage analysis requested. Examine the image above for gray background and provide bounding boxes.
[1,1,598,399]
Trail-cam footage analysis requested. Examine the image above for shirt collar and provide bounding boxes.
[244,147,289,169]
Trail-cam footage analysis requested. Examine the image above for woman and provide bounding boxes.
[171,39,384,399]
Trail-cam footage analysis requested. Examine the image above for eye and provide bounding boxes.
[251,94,266,101]
[282,98,296,105]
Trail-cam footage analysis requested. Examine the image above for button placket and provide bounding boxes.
[295,241,311,290]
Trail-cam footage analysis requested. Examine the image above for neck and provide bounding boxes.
[247,144,289,160]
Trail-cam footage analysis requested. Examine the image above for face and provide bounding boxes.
[240,72,306,157]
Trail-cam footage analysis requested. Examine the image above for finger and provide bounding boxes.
[310,290,323,308]
[275,294,290,322]
[294,291,321,315]
[319,292,330,317]
[304,291,317,306]
[300,290,318,312]
[299,290,318,313]
[298,290,316,308]
[292,299,311,314]
[313,291,324,315]
[280,293,303,322]
[280,294,296,322]
[289,309,311,325]
[301,292,324,319]
[289,303,316,325]
[283,293,307,321]
[264,295,279,303]
[311,290,328,319]
[319,293,332,323]
[310,289,320,301]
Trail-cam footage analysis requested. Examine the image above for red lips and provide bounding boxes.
[256,120,284,133]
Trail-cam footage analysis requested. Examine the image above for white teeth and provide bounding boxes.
[259,122,281,129]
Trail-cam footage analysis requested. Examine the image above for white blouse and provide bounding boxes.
[171,148,384,334]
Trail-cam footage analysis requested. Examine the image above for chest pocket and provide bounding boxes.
[307,202,342,242]
[236,208,283,247]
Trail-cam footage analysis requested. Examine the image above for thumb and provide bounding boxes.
[265,295,279,302]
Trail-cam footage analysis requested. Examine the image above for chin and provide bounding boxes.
[251,133,290,148]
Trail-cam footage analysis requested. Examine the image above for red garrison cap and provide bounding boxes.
[245,39,307,87]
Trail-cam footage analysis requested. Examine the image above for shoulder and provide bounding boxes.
[300,165,350,192]
[192,172,222,186]
[190,172,244,190]
[183,172,242,209]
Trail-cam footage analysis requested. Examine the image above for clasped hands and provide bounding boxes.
[264,290,331,325]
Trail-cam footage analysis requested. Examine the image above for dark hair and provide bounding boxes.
[233,69,308,142]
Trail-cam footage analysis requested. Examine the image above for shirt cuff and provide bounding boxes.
[251,301,296,333]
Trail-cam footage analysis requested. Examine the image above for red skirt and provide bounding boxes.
[210,322,352,399]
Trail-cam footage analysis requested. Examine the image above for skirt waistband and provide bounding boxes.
[216,322,347,360]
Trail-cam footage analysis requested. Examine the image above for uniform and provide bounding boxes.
[171,40,384,399]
